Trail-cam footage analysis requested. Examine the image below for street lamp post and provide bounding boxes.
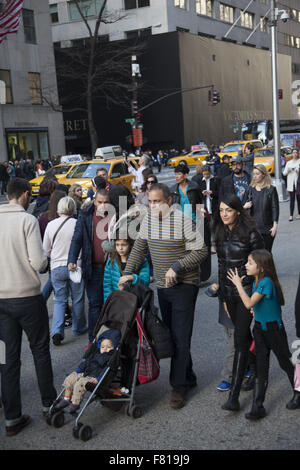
[270,0,288,202]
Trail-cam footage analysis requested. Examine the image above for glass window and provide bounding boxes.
[28,73,42,105]
[22,9,37,44]
[67,162,111,178]
[50,4,59,23]
[6,130,49,161]
[38,132,50,159]
[0,70,13,104]
[174,0,187,9]
[124,0,150,9]
[241,12,254,29]
[260,17,268,32]
[68,0,106,20]
[110,163,126,177]
[219,3,234,23]
[196,0,212,17]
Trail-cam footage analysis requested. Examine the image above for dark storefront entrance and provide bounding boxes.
[6,128,50,161]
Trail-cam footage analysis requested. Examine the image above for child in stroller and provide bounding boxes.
[55,329,121,414]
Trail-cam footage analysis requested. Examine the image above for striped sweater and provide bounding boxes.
[124,209,207,288]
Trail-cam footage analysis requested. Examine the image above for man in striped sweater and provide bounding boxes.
[119,183,207,409]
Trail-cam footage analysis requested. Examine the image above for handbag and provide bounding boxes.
[144,306,175,360]
[136,313,160,385]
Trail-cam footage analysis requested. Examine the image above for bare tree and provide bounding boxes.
[55,0,146,155]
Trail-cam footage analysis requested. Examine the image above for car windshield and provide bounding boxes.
[222,144,243,153]
[256,149,273,157]
[67,163,111,179]
[45,165,71,177]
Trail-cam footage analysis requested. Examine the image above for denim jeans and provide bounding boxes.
[85,266,104,342]
[157,283,199,395]
[42,273,53,302]
[0,295,57,424]
[51,266,86,339]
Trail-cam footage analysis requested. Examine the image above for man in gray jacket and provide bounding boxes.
[0,178,56,437]
[242,143,255,177]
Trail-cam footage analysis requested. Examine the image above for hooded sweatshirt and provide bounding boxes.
[0,203,48,298]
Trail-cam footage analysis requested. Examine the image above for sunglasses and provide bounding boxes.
[147,180,155,184]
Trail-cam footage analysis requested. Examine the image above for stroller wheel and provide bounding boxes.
[73,422,83,439]
[79,425,92,442]
[51,411,65,428]
[126,404,143,419]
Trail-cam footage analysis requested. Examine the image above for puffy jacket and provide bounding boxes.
[245,185,279,229]
[103,257,150,302]
[216,227,264,301]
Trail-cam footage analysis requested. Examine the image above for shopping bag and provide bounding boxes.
[136,313,160,385]
[144,306,175,360]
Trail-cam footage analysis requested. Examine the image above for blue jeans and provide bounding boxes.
[51,266,86,340]
[85,266,104,342]
[42,273,53,302]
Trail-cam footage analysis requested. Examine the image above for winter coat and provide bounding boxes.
[216,227,264,301]
[67,202,99,281]
[32,196,50,219]
[76,329,121,380]
[170,179,202,214]
[283,159,300,192]
[103,257,150,302]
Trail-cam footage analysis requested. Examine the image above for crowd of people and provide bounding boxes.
[0,146,300,439]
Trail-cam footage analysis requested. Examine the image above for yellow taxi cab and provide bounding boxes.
[29,164,76,197]
[58,156,139,198]
[218,140,263,161]
[167,149,210,167]
[254,147,275,175]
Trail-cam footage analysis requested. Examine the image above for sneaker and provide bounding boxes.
[244,368,251,378]
[64,316,72,329]
[68,403,80,414]
[205,285,218,298]
[216,381,231,391]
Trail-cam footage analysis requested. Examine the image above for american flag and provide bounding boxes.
[0,0,24,44]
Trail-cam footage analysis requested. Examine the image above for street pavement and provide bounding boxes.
[1,166,300,451]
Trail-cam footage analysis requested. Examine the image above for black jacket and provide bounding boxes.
[217,163,231,180]
[216,227,264,301]
[0,164,8,181]
[295,274,300,339]
[245,185,279,230]
[219,172,250,205]
[170,179,202,214]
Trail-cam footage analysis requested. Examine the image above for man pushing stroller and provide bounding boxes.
[55,329,121,413]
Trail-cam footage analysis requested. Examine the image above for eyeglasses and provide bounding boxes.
[147,180,155,184]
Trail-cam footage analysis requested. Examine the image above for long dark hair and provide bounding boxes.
[212,194,257,244]
[250,249,285,306]
[47,190,67,221]
[111,231,135,273]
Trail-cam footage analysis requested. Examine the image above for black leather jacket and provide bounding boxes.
[216,227,264,301]
[245,185,279,229]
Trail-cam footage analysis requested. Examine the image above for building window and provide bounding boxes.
[6,130,50,162]
[219,3,234,24]
[28,73,42,105]
[196,0,212,17]
[50,4,59,23]
[174,0,187,10]
[68,0,107,21]
[22,9,37,44]
[260,17,268,32]
[126,27,151,40]
[124,0,150,9]
[0,70,13,104]
[241,11,254,29]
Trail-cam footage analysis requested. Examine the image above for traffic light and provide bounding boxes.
[131,100,138,116]
[208,89,221,106]
[212,90,220,105]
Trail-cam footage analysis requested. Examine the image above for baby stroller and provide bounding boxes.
[46,286,158,441]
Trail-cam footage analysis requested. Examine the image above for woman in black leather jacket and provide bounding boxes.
[212,194,264,412]
[244,164,279,252]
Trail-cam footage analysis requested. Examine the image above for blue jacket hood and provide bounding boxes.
[97,328,121,349]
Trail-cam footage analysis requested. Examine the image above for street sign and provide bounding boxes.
[125,118,135,125]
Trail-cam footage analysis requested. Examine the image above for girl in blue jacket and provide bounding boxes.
[103,236,150,302]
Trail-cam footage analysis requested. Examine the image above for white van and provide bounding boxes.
[60,154,82,164]
[94,145,122,159]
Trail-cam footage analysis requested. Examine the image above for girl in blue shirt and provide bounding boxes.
[103,236,150,302]
[227,249,298,420]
